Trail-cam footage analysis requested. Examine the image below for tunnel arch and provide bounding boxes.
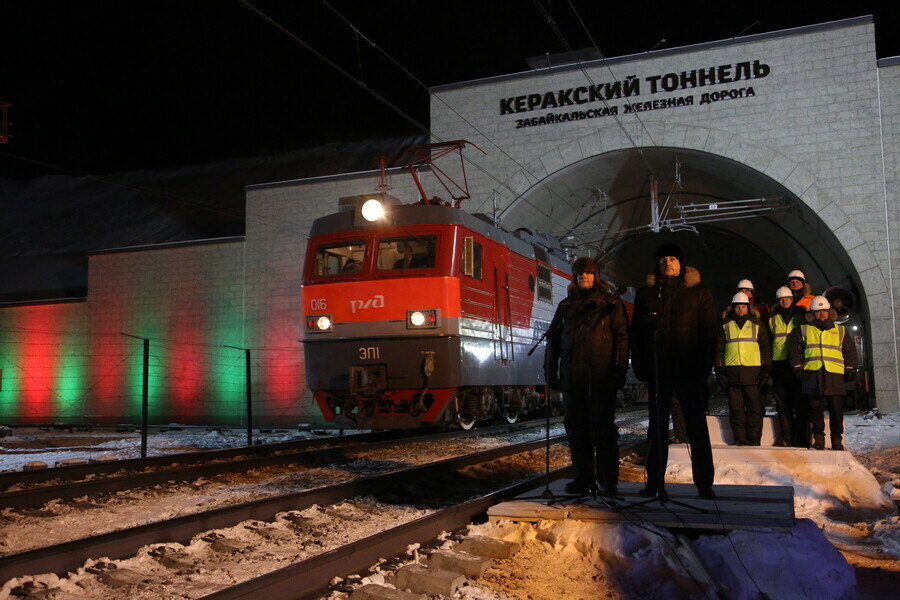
[492,123,891,396]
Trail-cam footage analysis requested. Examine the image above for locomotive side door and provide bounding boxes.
[459,231,509,367]
[490,244,512,365]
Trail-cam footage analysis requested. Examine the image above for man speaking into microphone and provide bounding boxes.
[545,256,630,497]
[630,243,718,499]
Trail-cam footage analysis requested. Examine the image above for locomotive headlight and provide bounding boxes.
[407,309,438,329]
[306,314,333,332]
[361,198,385,222]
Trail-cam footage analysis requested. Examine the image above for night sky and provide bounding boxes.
[2,1,898,181]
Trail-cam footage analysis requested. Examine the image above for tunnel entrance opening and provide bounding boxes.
[503,146,873,407]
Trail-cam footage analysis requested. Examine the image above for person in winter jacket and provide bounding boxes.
[735,279,771,323]
[769,286,806,446]
[715,292,772,446]
[786,270,815,313]
[788,296,859,450]
[545,256,630,496]
[631,243,718,499]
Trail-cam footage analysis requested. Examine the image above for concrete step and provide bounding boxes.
[706,414,833,447]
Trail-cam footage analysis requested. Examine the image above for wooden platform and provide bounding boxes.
[488,479,795,532]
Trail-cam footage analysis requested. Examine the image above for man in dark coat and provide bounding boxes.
[788,295,859,450]
[631,243,718,499]
[545,256,629,496]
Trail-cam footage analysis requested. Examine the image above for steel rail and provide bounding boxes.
[0,418,559,490]
[0,434,567,583]
[202,469,567,600]
[201,436,650,600]
[0,429,407,491]
[0,419,562,508]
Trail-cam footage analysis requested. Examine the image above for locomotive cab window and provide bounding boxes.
[314,241,366,276]
[376,235,437,270]
[462,236,482,280]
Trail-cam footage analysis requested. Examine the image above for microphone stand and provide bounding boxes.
[522,319,562,500]
[524,294,621,510]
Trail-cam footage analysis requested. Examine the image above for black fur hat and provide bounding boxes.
[655,243,684,264]
[571,256,600,277]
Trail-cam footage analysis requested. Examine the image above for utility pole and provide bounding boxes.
[226,346,253,446]
[121,333,150,458]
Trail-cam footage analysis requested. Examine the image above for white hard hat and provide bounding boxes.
[731,291,750,304]
[736,279,754,290]
[787,270,806,282]
[809,296,830,311]
[775,286,793,299]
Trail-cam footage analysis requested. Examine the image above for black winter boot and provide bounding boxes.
[831,437,844,451]
[812,436,825,450]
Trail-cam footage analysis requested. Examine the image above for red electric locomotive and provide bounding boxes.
[300,190,574,429]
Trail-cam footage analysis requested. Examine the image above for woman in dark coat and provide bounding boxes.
[630,243,718,499]
[715,292,772,446]
[545,256,629,496]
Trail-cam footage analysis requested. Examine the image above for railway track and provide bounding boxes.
[0,433,572,590]
[0,412,651,598]
[0,418,565,509]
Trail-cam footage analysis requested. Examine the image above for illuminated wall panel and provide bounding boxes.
[0,302,87,422]
[85,241,247,424]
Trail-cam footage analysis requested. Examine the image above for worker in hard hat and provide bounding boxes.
[715,292,772,445]
[788,296,859,450]
[735,278,770,323]
[786,270,815,312]
[768,286,805,446]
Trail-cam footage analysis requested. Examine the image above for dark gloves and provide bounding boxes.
[844,370,856,383]
[714,368,727,388]
[794,367,805,381]
[758,369,770,386]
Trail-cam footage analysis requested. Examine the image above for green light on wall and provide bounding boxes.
[215,317,246,421]
[0,336,19,420]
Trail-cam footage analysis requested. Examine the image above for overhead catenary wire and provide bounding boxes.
[319,1,561,199]
[244,0,572,232]
[1,1,659,263]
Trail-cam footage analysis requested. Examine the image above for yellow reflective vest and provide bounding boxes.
[723,320,761,366]
[769,313,797,361]
[800,324,845,374]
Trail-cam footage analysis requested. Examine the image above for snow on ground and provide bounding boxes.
[0,413,897,600]
[0,426,348,471]
[467,410,899,600]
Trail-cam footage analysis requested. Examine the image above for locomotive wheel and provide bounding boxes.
[457,416,476,430]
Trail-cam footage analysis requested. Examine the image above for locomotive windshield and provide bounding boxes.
[314,240,366,275]
[376,235,437,271]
